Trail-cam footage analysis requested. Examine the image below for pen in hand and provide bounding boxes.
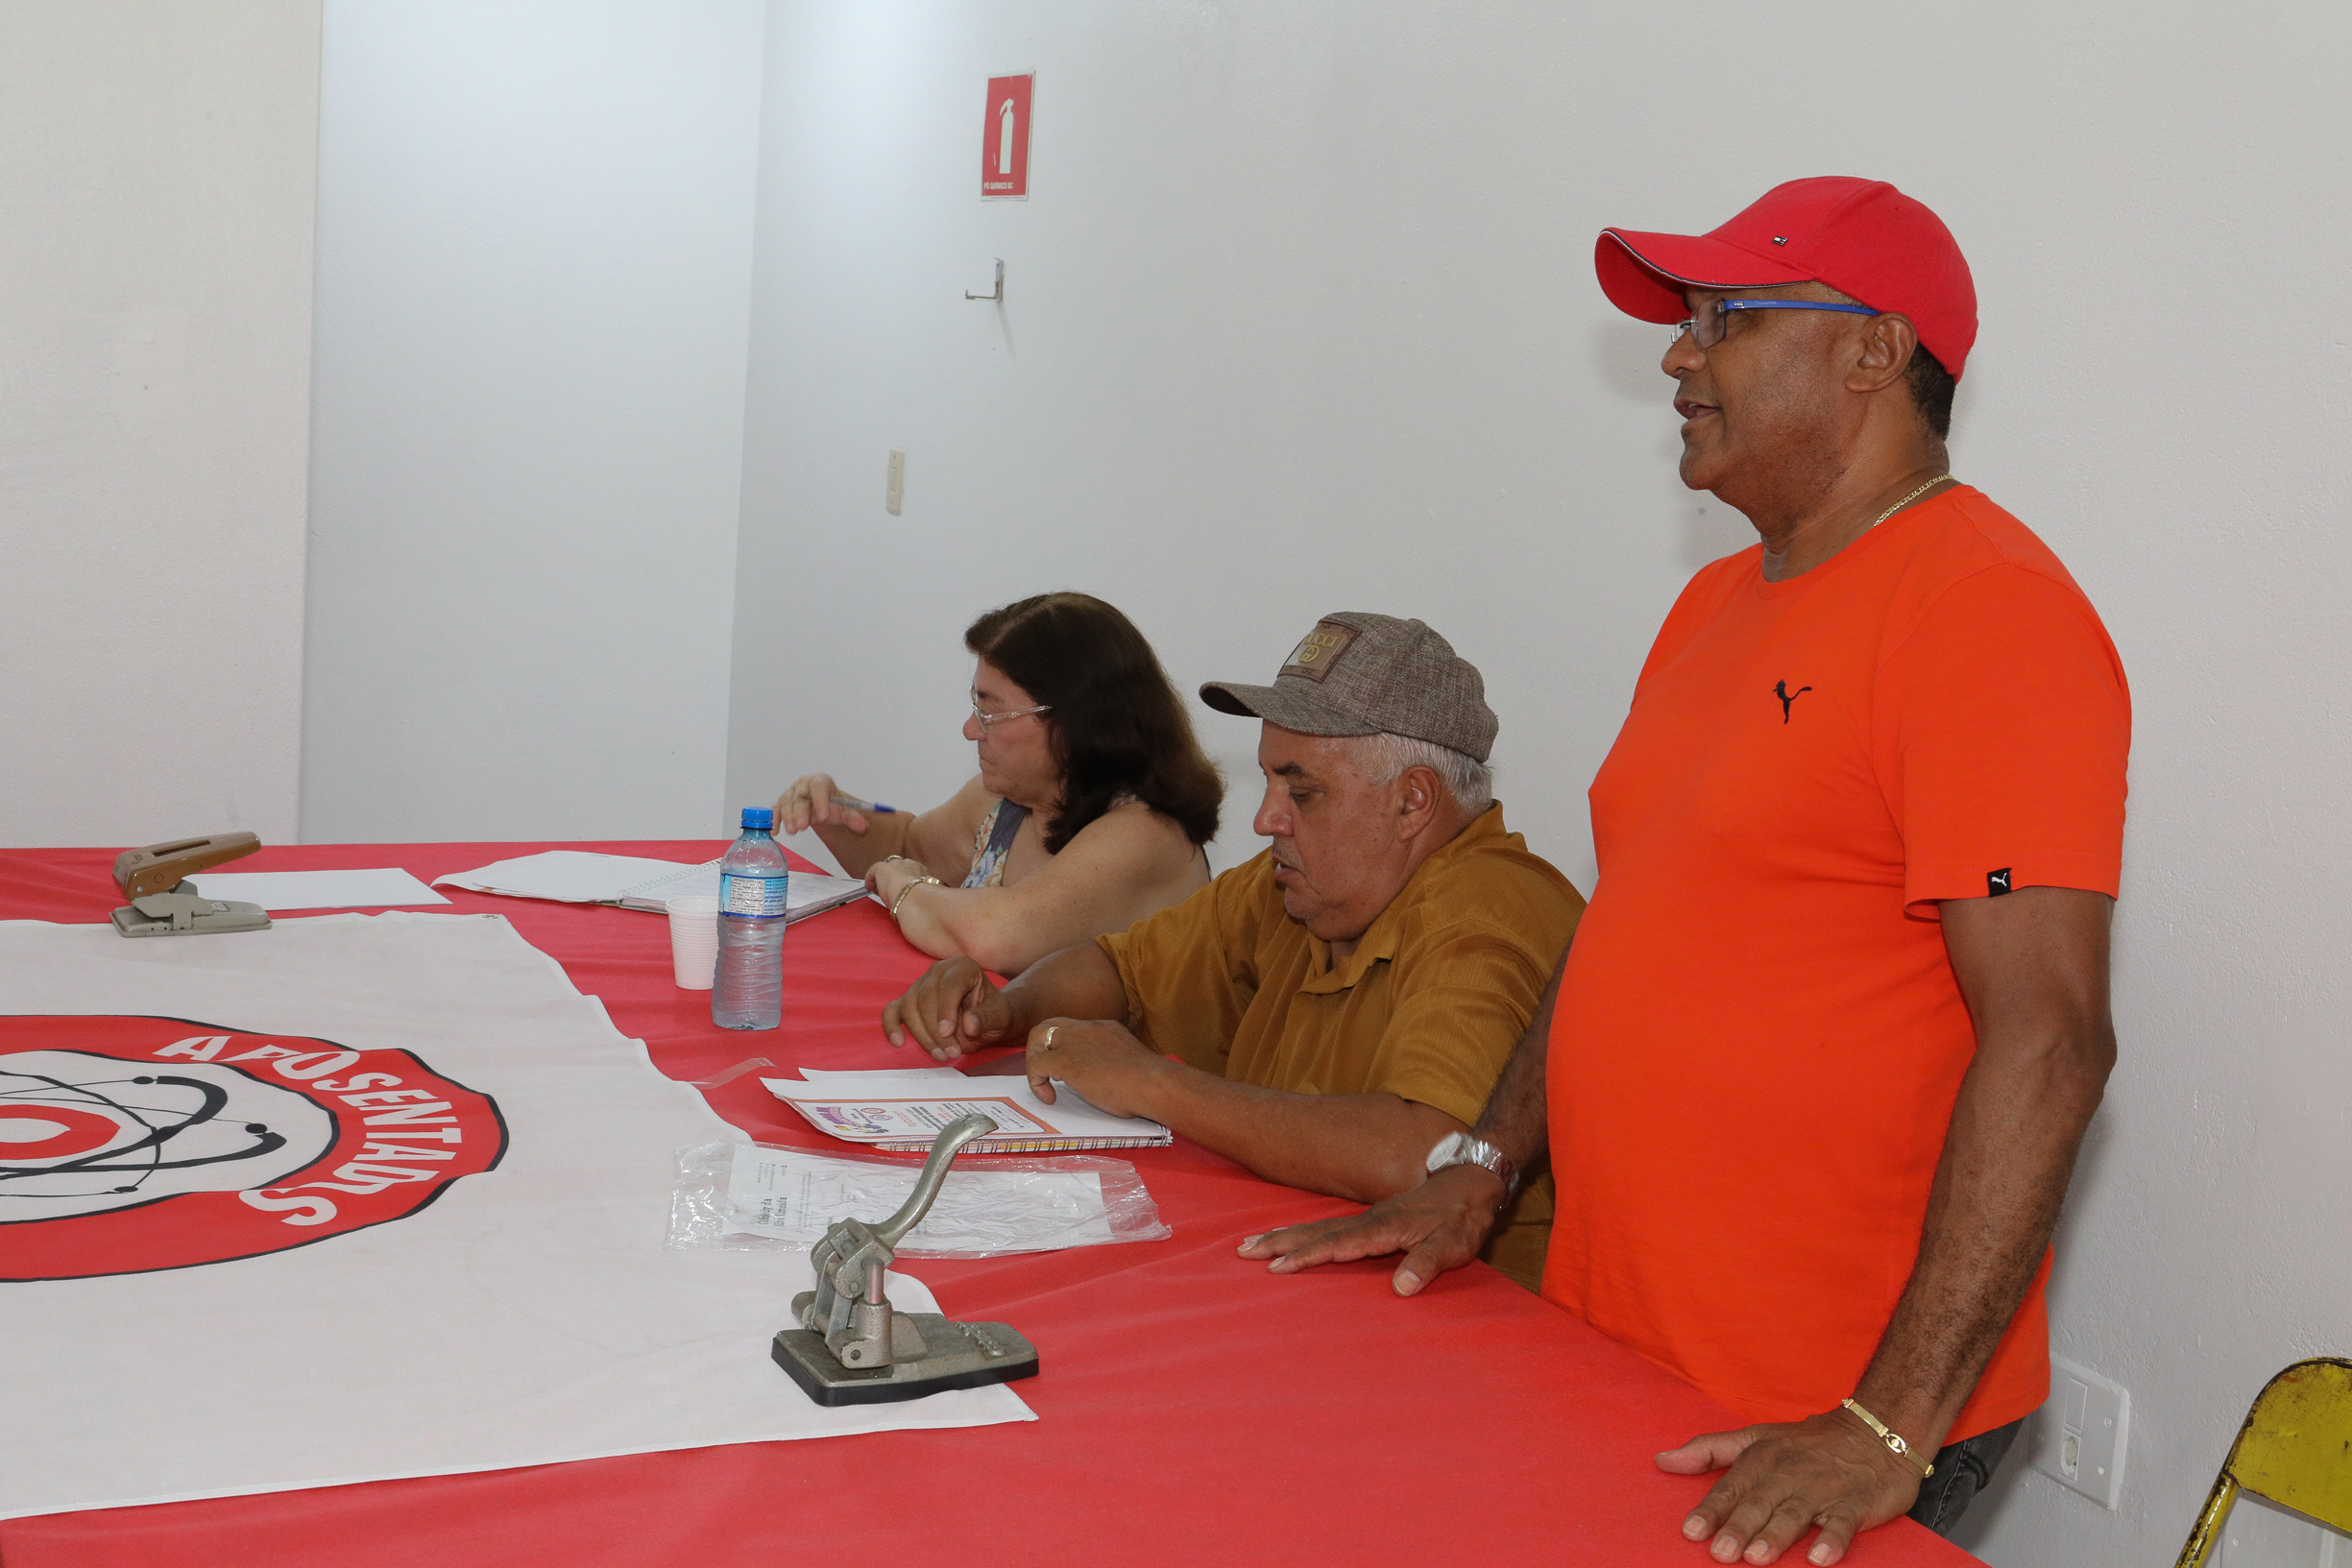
[830,793,898,815]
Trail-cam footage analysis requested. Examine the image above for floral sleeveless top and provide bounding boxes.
[963,801,1029,888]
[965,793,1148,886]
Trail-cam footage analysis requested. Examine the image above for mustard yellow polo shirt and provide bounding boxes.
[1098,804,1584,1290]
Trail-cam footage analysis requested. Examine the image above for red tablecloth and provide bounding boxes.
[0,842,1979,1567]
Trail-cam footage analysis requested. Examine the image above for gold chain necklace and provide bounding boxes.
[1867,473,1953,530]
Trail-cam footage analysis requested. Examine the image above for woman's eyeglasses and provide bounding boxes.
[971,698,1052,732]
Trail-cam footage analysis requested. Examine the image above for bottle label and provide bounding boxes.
[719,872,789,918]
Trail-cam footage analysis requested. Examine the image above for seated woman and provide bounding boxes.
[775,592,1221,976]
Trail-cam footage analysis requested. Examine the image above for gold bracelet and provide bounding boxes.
[888,875,943,920]
[1838,1398,1933,1479]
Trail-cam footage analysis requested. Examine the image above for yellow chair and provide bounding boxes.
[2176,1357,2352,1567]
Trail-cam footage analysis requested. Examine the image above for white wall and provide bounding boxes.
[15,5,2340,1560]
[0,0,320,848]
[726,3,1661,875]
[302,0,766,843]
[729,5,2352,1566]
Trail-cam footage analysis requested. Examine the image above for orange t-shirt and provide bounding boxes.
[1541,486,2129,1439]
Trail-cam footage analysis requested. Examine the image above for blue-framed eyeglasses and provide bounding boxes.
[1671,298,1877,350]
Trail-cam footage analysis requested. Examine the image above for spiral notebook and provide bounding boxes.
[764,1069,1173,1153]
[602,859,870,918]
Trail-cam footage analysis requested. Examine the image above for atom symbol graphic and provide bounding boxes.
[0,1051,335,1222]
[1,1069,285,1194]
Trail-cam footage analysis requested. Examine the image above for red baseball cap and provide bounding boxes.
[1595,177,1977,378]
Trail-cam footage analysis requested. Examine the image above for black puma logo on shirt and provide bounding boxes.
[1774,680,1813,723]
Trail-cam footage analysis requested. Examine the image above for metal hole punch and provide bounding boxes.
[771,1112,1040,1407]
[109,832,270,937]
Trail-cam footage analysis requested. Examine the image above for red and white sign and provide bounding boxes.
[0,916,1029,1523]
[0,1014,505,1281]
[982,74,1033,200]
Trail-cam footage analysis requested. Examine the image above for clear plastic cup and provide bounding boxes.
[665,895,721,990]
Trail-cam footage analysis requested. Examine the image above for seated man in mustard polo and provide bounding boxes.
[882,612,1584,1289]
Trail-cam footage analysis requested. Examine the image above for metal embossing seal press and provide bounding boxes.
[771,1112,1040,1406]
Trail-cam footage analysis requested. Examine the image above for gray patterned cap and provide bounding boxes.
[1199,611,1498,762]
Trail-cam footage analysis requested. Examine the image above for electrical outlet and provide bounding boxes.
[2028,1355,2130,1508]
[885,448,905,515]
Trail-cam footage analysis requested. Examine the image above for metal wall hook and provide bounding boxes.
[964,258,1004,302]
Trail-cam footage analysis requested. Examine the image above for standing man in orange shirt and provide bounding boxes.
[1244,178,2129,1566]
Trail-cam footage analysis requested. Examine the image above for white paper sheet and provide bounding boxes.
[431,851,869,918]
[185,868,450,910]
[797,1066,968,1084]
[431,850,703,902]
[722,1145,1115,1250]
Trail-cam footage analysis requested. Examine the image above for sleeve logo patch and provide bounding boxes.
[1987,868,2013,896]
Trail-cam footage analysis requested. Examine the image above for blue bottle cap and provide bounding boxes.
[740,806,775,831]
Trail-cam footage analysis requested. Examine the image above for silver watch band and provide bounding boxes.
[1425,1131,1519,1199]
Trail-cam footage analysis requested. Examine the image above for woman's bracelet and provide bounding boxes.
[888,875,944,920]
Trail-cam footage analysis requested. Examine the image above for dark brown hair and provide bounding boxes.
[965,592,1222,855]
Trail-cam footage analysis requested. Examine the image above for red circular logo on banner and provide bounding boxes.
[1,1015,506,1281]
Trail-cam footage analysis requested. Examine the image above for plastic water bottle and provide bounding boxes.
[712,807,788,1030]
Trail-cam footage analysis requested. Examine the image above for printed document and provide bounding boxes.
[723,1145,1117,1252]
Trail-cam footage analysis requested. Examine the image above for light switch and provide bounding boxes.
[885,448,906,516]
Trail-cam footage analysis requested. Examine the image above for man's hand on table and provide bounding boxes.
[882,956,1014,1060]
[1233,1164,1506,1295]
[885,943,1137,1064]
[1658,1410,1923,1566]
[1024,1018,1168,1117]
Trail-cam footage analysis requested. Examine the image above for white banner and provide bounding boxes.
[0,912,1031,1519]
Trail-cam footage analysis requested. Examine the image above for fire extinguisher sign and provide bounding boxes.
[982,74,1033,200]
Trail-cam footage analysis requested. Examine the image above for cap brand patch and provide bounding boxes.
[1280,621,1357,683]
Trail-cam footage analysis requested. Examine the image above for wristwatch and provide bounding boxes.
[1424,1131,1519,1199]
